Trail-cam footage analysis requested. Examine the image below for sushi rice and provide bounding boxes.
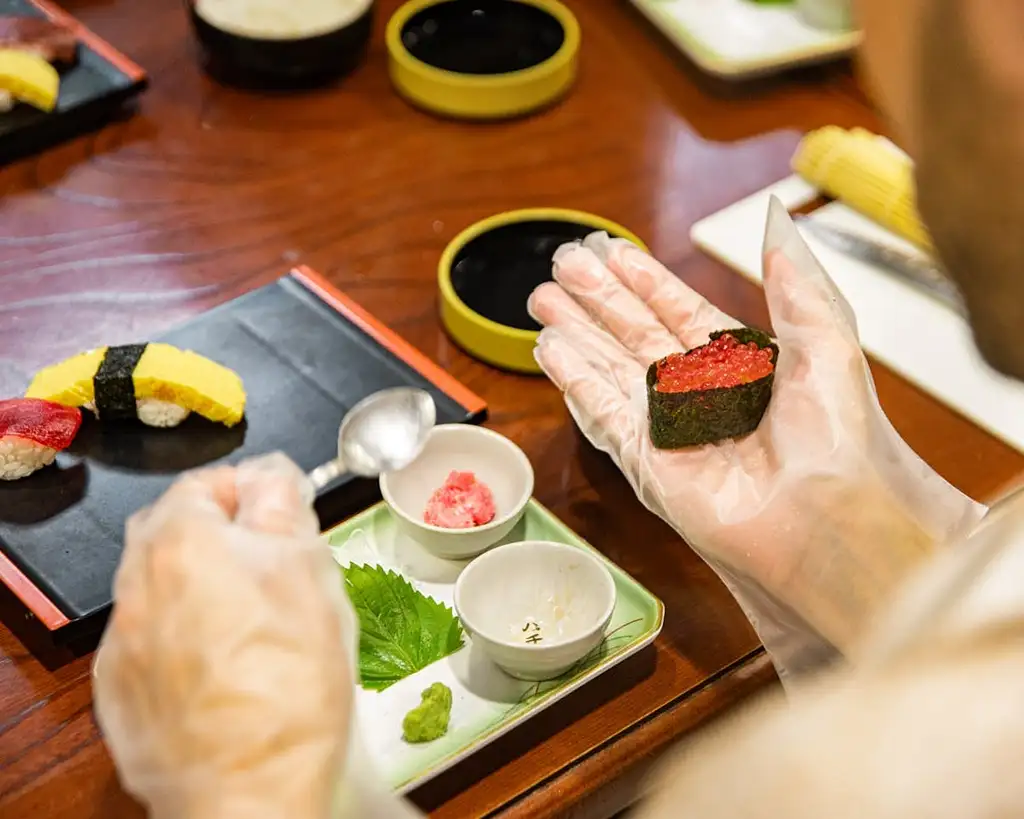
[0,436,57,481]
[83,398,190,428]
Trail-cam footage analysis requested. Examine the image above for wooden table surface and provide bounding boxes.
[2,1,1023,817]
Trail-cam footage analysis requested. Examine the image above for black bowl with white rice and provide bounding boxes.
[188,0,374,88]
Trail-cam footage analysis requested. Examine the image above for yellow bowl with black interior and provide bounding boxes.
[439,208,647,374]
[386,0,580,120]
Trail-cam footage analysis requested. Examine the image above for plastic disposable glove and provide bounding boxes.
[529,197,985,677]
[92,453,420,819]
[633,489,1024,819]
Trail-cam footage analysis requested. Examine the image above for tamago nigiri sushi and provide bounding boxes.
[26,343,246,428]
[0,398,83,480]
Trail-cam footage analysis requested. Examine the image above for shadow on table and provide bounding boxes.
[2,105,156,190]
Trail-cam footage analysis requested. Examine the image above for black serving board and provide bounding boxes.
[0,267,486,639]
[0,0,148,165]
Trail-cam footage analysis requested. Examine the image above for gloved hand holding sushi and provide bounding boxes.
[92,453,417,819]
[528,199,986,678]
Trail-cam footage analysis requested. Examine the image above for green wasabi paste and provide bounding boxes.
[402,682,453,743]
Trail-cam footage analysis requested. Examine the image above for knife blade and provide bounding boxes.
[796,217,967,317]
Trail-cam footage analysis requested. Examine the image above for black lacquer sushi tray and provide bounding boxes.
[0,0,148,165]
[0,267,487,642]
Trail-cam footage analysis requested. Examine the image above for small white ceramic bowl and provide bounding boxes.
[379,424,534,559]
[454,540,617,681]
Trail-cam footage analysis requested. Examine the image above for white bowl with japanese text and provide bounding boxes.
[453,540,617,681]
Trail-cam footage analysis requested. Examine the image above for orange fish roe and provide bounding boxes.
[655,334,774,393]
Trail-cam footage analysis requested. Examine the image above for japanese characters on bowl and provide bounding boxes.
[454,540,617,681]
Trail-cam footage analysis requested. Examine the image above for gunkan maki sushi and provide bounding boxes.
[26,343,246,428]
[647,328,778,449]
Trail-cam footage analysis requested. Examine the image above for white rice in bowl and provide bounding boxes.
[194,0,374,40]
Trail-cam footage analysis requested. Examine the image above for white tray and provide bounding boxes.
[631,0,861,79]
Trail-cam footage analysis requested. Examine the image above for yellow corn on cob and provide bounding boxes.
[792,126,932,251]
[0,49,59,113]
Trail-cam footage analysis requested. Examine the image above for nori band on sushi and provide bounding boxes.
[94,344,148,421]
[647,328,778,449]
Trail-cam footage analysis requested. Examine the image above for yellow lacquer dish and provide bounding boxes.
[386,0,580,120]
[439,208,647,374]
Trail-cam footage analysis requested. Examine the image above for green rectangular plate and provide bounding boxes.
[325,499,665,794]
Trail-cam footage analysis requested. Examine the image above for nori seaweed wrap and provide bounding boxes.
[647,328,778,449]
[93,344,148,421]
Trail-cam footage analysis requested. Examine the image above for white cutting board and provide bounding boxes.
[690,174,1024,454]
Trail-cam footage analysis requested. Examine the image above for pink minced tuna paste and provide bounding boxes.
[423,470,496,529]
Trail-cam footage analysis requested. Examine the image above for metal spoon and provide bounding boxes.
[307,387,437,492]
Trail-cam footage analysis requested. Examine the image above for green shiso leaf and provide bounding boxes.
[647,328,779,449]
[342,563,465,692]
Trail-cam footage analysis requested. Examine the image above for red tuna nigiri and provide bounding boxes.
[0,398,82,481]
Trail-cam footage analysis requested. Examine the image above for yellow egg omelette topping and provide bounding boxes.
[0,49,59,112]
[26,343,247,427]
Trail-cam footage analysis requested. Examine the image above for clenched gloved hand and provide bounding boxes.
[529,197,985,676]
[92,453,419,819]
